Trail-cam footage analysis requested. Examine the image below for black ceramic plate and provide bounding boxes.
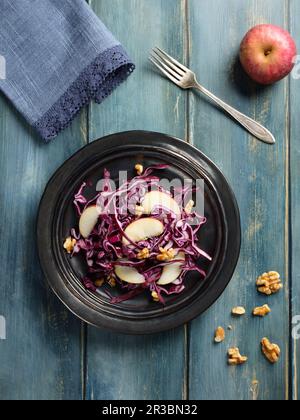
[37,131,241,334]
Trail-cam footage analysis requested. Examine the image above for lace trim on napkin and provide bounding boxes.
[34,45,135,142]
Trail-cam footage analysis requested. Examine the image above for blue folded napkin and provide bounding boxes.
[0,0,135,142]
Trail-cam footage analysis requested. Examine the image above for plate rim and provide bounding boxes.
[37,130,241,334]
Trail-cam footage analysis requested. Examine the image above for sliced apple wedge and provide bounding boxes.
[79,205,100,238]
[141,191,181,216]
[157,252,185,286]
[114,264,145,284]
[122,218,164,246]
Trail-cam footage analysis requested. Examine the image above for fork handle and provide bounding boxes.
[194,83,275,145]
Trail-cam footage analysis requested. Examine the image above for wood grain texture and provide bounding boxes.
[0,0,297,401]
[188,0,290,400]
[0,97,85,400]
[290,0,300,401]
[85,0,188,400]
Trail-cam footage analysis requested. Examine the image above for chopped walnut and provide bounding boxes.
[261,338,281,364]
[137,248,150,260]
[215,327,225,343]
[94,279,105,288]
[63,237,77,254]
[152,291,160,302]
[253,304,271,317]
[157,247,176,262]
[228,347,248,366]
[108,275,117,288]
[135,164,144,176]
[232,307,246,316]
[256,271,283,295]
[185,200,195,215]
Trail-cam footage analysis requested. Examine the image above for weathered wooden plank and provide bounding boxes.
[85,0,188,400]
[0,97,85,399]
[290,0,300,401]
[188,0,290,400]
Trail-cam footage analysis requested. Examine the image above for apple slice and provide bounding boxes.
[141,191,181,216]
[157,252,185,286]
[114,263,145,285]
[79,205,100,238]
[123,218,164,246]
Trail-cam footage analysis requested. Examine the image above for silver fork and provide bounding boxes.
[149,47,275,145]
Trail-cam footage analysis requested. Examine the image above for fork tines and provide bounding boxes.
[149,47,187,85]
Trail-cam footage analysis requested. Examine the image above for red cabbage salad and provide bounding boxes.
[63,164,212,304]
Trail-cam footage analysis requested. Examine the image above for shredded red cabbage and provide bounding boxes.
[66,165,211,304]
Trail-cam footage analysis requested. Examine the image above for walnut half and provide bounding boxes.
[253,304,271,317]
[261,338,281,364]
[228,348,248,366]
[256,271,283,295]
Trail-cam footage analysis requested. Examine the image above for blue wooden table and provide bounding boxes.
[0,0,299,401]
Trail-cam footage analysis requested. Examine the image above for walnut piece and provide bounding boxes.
[253,304,271,317]
[135,164,144,176]
[157,247,176,262]
[232,306,246,316]
[215,327,225,343]
[152,291,160,302]
[185,200,195,215]
[94,279,105,288]
[228,347,248,365]
[137,248,150,260]
[256,271,283,295]
[108,275,117,288]
[63,237,76,254]
[261,338,281,364]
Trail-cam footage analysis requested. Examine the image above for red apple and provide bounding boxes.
[240,24,297,85]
